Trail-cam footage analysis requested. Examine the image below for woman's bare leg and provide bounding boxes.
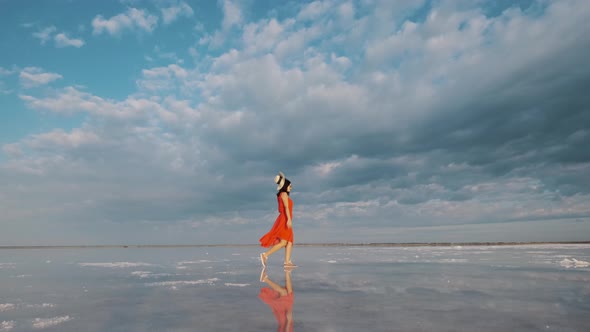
[284,242,294,265]
[262,239,288,265]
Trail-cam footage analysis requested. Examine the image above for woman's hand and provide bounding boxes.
[287,219,292,229]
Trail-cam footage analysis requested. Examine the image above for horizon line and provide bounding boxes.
[1,241,590,249]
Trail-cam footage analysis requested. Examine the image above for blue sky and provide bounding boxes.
[1,0,589,245]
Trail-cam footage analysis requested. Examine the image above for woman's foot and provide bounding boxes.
[284,261,297,268]
[260,253,268,267]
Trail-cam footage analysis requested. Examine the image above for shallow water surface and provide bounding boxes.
[1,244,590,331]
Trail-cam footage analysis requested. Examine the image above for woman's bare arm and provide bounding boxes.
[280,192,292,228]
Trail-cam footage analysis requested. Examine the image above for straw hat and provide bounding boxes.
[274,171,286,190]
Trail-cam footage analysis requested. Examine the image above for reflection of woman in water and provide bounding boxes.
[259,172,296,268]
[259,267,294,332]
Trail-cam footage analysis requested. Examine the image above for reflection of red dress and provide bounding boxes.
[259,195,293,247]
[259,288,294,332]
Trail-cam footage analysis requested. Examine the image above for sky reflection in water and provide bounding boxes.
[1,245,590,331]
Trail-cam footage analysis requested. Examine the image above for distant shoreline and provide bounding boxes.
[1,241,589,249]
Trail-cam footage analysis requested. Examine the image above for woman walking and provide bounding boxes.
[259,172,297,268]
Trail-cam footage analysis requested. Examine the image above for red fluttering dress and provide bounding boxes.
[258,288,294,332]
[259,195,293,247]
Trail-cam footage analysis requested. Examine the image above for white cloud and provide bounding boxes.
[365,20,420,65]
[0,68,16,94]
[19,86,156,119]
[200,30,226,48]
[188,46,199,58]
[297,0,333,20]
[151,46,183,63]
[2,144,22,158]
[273,27,307,60]
[54,33,85,48]
[0,83,12,95]
[199,53,306,114]
[314,161,342,176]
[20,87,104,114]
[136,64,194,94]
[161,1,194,24]
[242,18,288,55]
[338,1,355,22]
[32,26,84,48]
[331,53,351,69]
[19,67,62,88]
[27,129,101,150]
[212,48,240,70]
[92,8,158,35]
[221,0,242,30]
[0,67,16,76]
[32,26,56,44]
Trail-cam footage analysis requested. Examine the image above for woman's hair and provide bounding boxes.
[277,179,291,196]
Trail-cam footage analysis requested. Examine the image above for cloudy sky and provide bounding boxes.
[1,0,589,246]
